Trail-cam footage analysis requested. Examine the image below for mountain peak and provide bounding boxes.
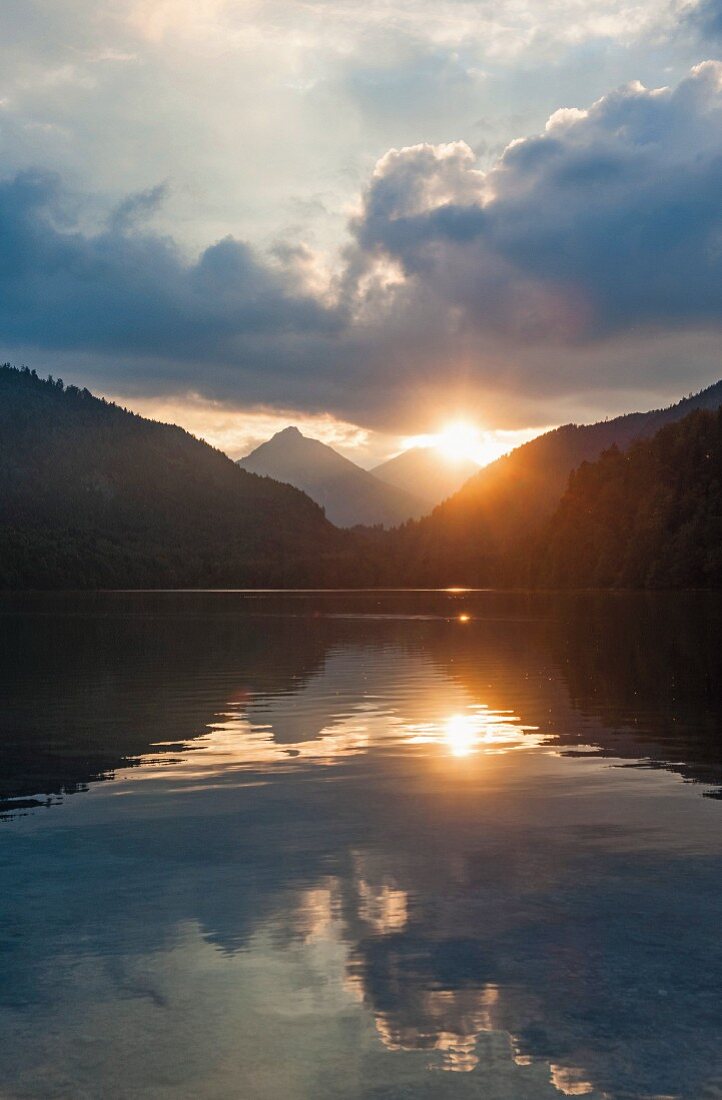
[373,446,478,504]
[238,426,431,527]
[274,425,303,439]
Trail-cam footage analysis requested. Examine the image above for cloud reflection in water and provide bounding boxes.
[2,591,722,1099]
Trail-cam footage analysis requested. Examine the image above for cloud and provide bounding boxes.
[108,182,169,232]
[4,65,722,433]
[684,0,722,39]
[349,62,722,343]
[0,168,340,362]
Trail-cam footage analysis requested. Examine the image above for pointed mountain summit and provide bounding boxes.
[237,427,430,527]
[373,447,478,505]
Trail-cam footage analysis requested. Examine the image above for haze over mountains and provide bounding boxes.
[237,426,476,527]
[372,448,479,506]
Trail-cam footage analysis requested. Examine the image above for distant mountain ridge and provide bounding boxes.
[372,447,478,504]
[237,426,430,527]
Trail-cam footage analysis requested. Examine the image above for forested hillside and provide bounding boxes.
[535,408,722,588]
[0,366,346,588]
[374,381,722,585]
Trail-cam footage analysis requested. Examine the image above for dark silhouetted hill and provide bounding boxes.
[536,407,722,588]
[0,366,347,588]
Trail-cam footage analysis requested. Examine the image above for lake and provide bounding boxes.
[1,589,721,1099]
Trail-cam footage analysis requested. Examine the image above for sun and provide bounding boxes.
[434,420,483,464]
[399,419,545,469]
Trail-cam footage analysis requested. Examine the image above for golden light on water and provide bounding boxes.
[122,647,543,793]
[444,713,479,756]
[403,706,540,759]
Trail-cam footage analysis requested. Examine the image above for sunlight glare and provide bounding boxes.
[435,420,482,464]
[408,706,542,760]
[398,422,548,469]
[444,713,478,757]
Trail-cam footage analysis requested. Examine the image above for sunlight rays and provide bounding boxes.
[399,421,544,468]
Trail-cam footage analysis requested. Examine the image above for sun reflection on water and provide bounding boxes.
[143,699,540,783]
[124,648,542,792]
[445,713,478,756]
[406,705,540,759]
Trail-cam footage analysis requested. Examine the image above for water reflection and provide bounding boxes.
[1,591,721,1099]
[2,591,721,807]
[186,675,539,777]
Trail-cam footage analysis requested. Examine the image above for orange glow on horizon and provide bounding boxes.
[399,420,547,469]
[435,420,484,463]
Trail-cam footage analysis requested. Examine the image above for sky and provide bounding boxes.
[2,0,722,463]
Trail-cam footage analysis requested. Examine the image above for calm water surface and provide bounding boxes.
[1,590,721,1099]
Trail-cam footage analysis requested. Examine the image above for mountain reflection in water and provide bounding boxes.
[0,590,721,1099]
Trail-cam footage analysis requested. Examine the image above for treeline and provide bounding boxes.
[535,408,722,588]
[357,378,722,588]
[0,365,350,588]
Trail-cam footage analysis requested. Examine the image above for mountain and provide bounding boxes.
[0,366,348,588]
[5,365,721,591]
[372,447,478,506]
[237,426,430,527]
[378,378,722,585]
[537,407,722,587]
